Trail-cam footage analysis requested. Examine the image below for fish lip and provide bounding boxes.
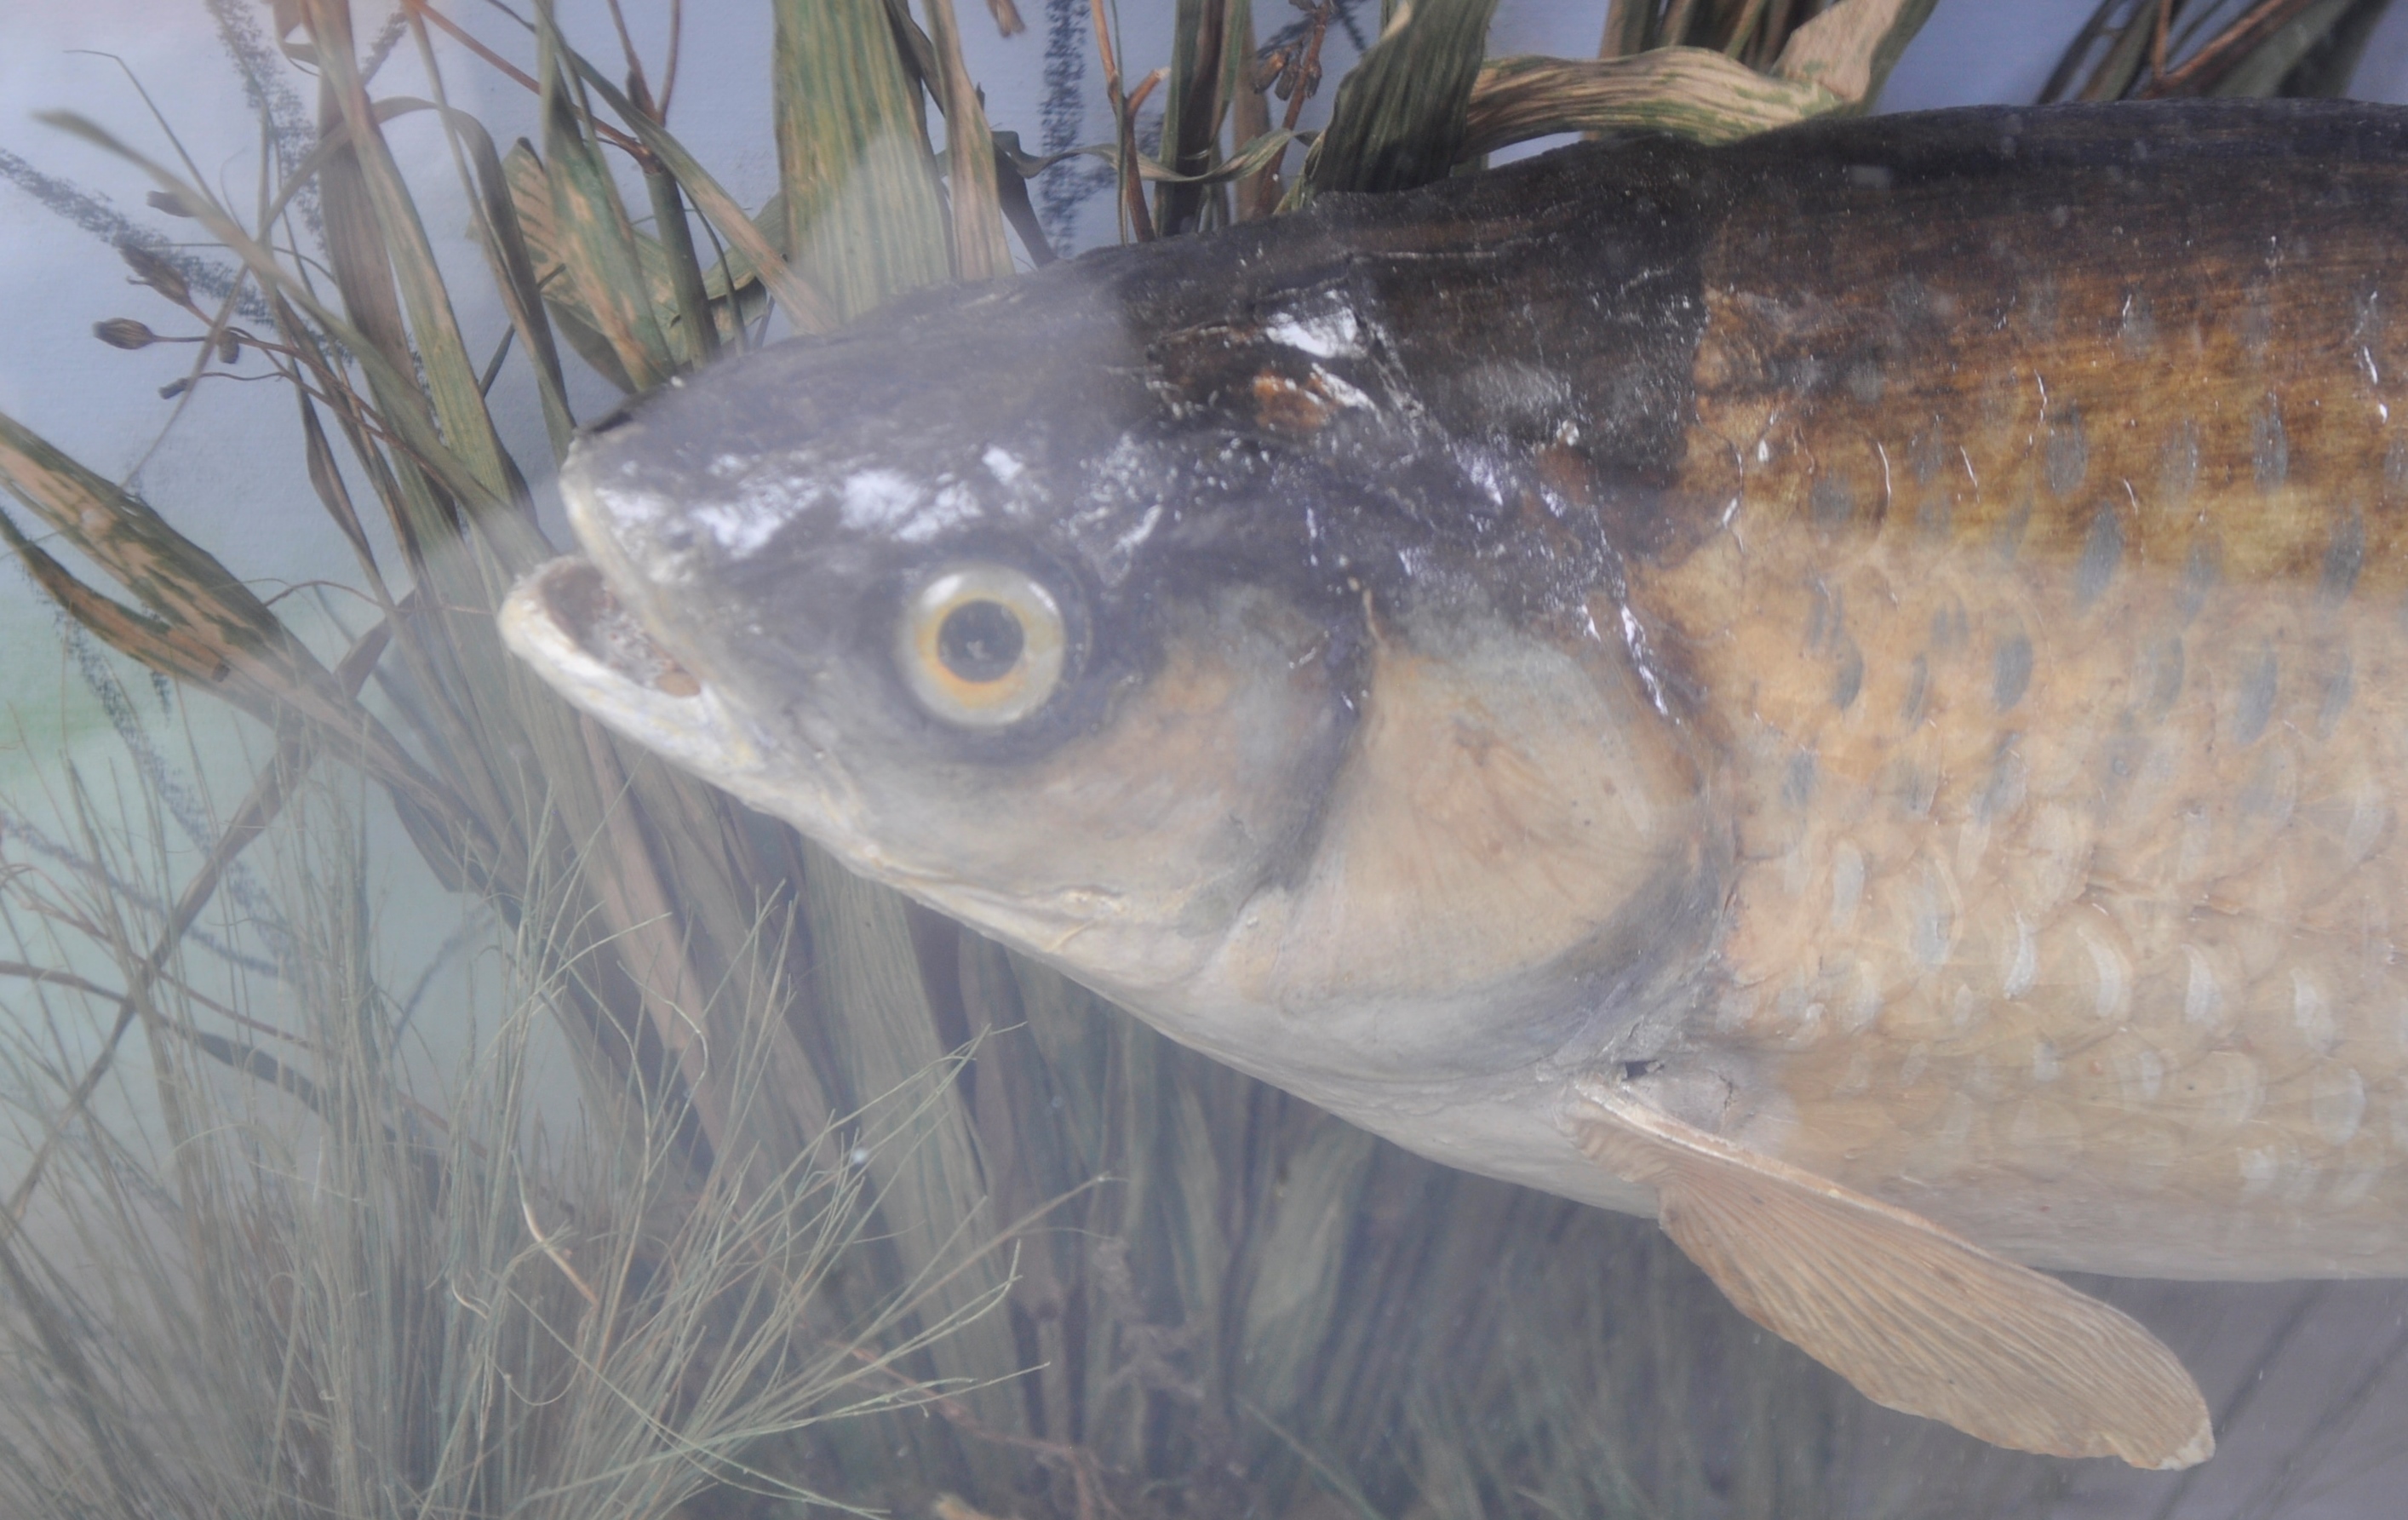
[509,554,702,698]
[498,555,762,779]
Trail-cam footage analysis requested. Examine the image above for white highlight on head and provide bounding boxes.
[840,467,924,532]
[689,502,783,556]
[596,482,671,527]
[983,445,1026,485]
[1618,605,1669,716]
[895,482,979,544]
[1112,502,1164,560]
[1265,306,1365,360]
[1310,365,1375,411]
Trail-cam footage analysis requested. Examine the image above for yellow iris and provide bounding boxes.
[897,565,1067,728]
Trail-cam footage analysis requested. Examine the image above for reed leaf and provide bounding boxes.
[1601,0,1657,57]
[555,49,841,335]
[0,416,461,830]
[403,23,584,457]
[791,857,1031,1481]
[921,0,1016,279]
[640,158,722,367]
[2146,0,2350,96]
[2074,0,2165,100]
[32,114,539,571]
[770,0,954,322]
[1236,1119,1379,1425]
[2277,0,2395,97]
[536,2,674,392]
[504,140,641,393]
[1465,49,1841,153]
[2202,0,2365,96]
[309,0,526,512]
[1768,0,1939,108]
[1157,0,1234,235]
[2046,0,2401,103]
[36,28,834,1210]
[502,143,773,393]
[1309,0,1501,196]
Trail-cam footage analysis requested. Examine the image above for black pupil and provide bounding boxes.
[937,599,1024,683]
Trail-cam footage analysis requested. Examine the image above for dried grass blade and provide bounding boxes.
[1228,2,1277,218]
[536,3,674,392]
[1465,49,1838,155]
[0,1236,154,1514]
[306,0,523,508]
[395,57,582,454]
[0,412,469,851]
[35,112,531,557]
[1307,0,1499,197]
[2,606,394,1226]
[921,0,1015,279]
[770,0,953,322]
[503,142,642,392]
[1048,127,1297,186]
[562,54,841,334]
[2138,0,2330,96]
[1768,0,1938,107]
[1156,0,1231,235]
[644,164,720,366]
[1082,0,1154,241]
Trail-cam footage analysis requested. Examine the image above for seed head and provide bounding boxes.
[118,244,192,309]
[94,318,159,350]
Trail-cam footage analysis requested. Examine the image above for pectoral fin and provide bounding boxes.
[1568,1077,2212,1470]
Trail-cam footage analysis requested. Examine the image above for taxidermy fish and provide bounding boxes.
[502,98,2408,1469]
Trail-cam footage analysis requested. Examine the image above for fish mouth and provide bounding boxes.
[498,555,771,787]
[509,555,702,699]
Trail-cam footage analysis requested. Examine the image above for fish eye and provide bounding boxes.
[897,565,1067,727]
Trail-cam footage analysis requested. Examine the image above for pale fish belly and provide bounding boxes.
[1641,186,2408,1279]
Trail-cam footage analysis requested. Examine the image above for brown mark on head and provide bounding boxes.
[1252,368,1336,434]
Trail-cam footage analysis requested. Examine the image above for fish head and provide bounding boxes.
[503,223,1711,1068]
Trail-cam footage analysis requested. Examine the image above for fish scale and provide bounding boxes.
[1642,155,2408,1272]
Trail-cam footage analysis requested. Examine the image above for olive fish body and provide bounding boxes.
[502,100,2408,1467]
[1648,112,2408,1279]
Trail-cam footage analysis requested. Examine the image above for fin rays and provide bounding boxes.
[1571,1078,2213,1469]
